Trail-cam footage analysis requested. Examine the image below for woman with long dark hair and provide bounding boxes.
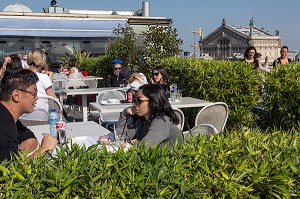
[116,84,181,148]
[242,46,259,69]
[151,66,172,93]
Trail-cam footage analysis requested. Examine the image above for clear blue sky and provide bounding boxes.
[0,0,299,53]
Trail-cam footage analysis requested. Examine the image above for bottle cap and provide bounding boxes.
[50,109,56,112]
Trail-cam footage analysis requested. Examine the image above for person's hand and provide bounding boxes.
[265,56,269,63]
[40,134,58,152]
[4,56,11,63]
[130,139,138,145]
[126,107,136,116]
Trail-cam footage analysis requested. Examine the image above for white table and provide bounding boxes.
[29,121,110,143]
[61,87,127,121]
[89,97,213,113]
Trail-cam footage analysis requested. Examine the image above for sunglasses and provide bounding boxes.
[114,67,122,71]
[132,97,149,106]
[153,72,160,76]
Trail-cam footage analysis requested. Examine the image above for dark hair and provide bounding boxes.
[139,84,179,125]
[6,57,22,71]
[244,46,257,58]
[254,53,262,59]
[152,66,171,85]
[0,69,38,101]
[281,46,289,51]
[68,59,77,68]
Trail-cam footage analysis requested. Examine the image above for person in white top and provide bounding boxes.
[68,59,82,78]
[120,69,148,91]
[20,48,57,121]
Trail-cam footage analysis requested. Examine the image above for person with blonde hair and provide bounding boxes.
[20,48,56,122]
[120,69,148,91]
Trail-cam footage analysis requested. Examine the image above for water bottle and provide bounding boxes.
[171,83,177,101]
[49,109,58,138]
[56,110,66,144]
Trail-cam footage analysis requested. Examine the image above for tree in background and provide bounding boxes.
[141,22,183,68]
[106,24,141,69]
[106,22,183,72]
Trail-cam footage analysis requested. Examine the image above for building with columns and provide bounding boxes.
[199,18,282,62]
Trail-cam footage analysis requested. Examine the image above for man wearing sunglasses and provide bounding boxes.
[105,59,126,87]
[0,69,57,162]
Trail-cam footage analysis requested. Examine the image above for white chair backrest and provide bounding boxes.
[83,77,98,88]
[113,89,127,99]
[97,90,126,102]
[19,95,62,126]
[195,102,229,133]
[39,95,63,113]
[173,108,185,131]
[66,80,86,89]
[183,124,218,141]
[69,73,84,79]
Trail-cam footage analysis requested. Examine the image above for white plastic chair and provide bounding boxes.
[183,123,217,141]
[66,80,86,89]
[96,90,126,128]
[88,90,126,127]
[19,95,63,126]
[194,102,229,133]
[65,80,87,121]
[173,108,185,131]
[83,76,98,88]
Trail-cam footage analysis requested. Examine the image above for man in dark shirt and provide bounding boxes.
[0,69,57,162]
[105,59,125,87]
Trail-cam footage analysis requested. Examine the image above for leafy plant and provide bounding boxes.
[141,22,183,68]
[106,24,142,69]
[263,62,300,129]
[0,129,299,198]
[161,58,261,130]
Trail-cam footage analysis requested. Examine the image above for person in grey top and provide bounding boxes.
[116,84,182,148]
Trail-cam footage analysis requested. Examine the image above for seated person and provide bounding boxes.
[105,59,125,87]
[120,68,148,91]
[68,59,83,79]
[116,84,182,148]
[0,69,57,162]
[20,48,57,122]
[150,66,172,94]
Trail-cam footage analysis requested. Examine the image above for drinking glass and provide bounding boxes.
[58,128,73,145]
[176,90,183,100]
[116,134,127,148]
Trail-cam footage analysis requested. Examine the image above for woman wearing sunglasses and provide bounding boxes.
[116,84,182,148]
[151,66,172,93]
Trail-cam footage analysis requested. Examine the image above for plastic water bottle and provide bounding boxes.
[49,109,58,138]
[171,83,177,101]
[56,110,66,144]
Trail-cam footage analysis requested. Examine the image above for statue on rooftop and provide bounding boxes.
[275,30,280,36]
[249,15,255,26]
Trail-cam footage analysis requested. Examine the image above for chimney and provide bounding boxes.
[142,1,150,17]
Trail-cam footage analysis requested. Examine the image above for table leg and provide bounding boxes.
[82,95,88,122]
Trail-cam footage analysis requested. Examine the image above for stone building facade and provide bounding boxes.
[199,18,282,61]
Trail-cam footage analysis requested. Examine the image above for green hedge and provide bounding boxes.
[264,63,300,129]
[79,56,112,87]
[161,58,261,130]
[0,129,299,198]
